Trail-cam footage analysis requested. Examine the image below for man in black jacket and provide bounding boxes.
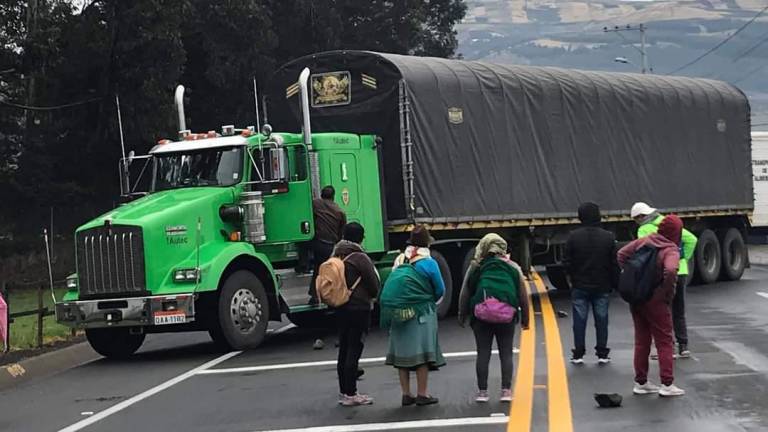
[333,222,380,406]
[564,202,619,364]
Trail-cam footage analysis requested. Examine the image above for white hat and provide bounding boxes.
[630,202,657,218]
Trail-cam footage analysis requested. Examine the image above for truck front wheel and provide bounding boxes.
[85,328,145,359]
[210,270,269,350]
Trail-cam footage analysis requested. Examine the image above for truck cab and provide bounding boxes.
[56,72,386,358]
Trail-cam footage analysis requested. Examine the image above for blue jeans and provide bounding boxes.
[571,288,610,358]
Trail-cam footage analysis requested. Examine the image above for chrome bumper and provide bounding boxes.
[55,294,195,329]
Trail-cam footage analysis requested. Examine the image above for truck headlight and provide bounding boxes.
[173,268,200,283]
[66,277,78,289]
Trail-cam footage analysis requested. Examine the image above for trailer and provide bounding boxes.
[56,51,753,358]
[751,132,768,228]
[269,50,752,286]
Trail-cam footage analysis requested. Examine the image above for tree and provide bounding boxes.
[0,0,467,244]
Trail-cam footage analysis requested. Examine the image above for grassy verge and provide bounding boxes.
[4,287,75,351]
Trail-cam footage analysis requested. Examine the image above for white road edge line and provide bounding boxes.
[57,351,242,432]
[756,292,768,300]
[197,350,502,375]
[254,416,510,432]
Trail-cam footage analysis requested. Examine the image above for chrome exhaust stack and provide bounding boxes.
[298,68,320,198]
[175,85,187,133]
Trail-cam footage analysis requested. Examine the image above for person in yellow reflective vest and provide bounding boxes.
[631,202,698,358]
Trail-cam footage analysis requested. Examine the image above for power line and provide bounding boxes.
[669,5,768,75]
[733,64,765,84]
[0,95,102,111]
[734,33,768,62]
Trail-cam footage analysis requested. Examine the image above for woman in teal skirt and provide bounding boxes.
[381,226,445,406]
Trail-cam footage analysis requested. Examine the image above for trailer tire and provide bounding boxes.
[719,228,746,281]
[432,250,453,319]
[461,247,476,278]
[694,229,721,285]
[211,270,269,350]
[86,328,145,359]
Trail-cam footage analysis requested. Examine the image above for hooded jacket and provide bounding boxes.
[563,203,619,294]
[333,240,380,311]
[618,216,682,304]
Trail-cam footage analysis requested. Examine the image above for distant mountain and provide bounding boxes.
[456,0,768,128]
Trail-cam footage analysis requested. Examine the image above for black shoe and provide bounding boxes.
[356,368,365,379]
[402,394,416,406]
[415,395,439,406]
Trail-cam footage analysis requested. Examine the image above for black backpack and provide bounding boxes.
[618,245,659,305]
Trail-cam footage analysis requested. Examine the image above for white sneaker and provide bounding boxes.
[659,384,686,397]
[570,357,585,365]
[500,389,513,402]
[475,390,490,403]
[633,381,661,395]
[598,357,611,365]
[341,393,374,406]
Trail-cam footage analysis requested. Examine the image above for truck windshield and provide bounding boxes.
[152,147,243,191]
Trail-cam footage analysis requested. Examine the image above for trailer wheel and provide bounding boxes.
[86,328,145,359]
[431,250,453,319]
[719,228,746,281]
[694,230,721,285]
[461,247,476,280]
[210,270,269,350]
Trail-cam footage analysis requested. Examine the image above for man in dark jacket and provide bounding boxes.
[309,185,347,304]
[564,202,618,364]
[333,222,380,406]
[617,215,685,397]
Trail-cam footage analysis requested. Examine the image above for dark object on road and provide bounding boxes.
[402,394,416,406]
[594,393,623,408]
[557,310,568,318]
[313,338,325,350]
[357,368,364,379]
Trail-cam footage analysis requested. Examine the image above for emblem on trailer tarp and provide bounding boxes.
[311,71,351,107]
[448,107,464,124]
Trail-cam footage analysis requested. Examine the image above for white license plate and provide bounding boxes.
[154,312,186,325]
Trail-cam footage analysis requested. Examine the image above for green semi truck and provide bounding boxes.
[56,51,753,358]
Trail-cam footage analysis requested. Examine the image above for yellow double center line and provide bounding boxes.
[508,272,573,432]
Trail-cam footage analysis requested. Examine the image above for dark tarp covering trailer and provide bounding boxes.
[268,50,753,226]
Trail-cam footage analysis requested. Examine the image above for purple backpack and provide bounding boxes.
[474,291,517,324]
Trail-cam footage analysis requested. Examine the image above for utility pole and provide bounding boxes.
[604,24,649,74]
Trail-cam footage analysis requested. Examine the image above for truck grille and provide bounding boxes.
[76,225,147,299]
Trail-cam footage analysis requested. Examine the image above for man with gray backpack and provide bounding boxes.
[617,215,685,397]
[316,222,380,406]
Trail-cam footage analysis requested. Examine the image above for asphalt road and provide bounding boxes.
[3,267,768,432]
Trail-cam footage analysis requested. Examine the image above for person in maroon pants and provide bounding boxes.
[617,215,686,397]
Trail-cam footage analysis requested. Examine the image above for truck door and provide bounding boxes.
[329,153,361,222]
[257,145,313,243]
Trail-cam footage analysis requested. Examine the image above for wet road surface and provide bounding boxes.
[2,267,768,432]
